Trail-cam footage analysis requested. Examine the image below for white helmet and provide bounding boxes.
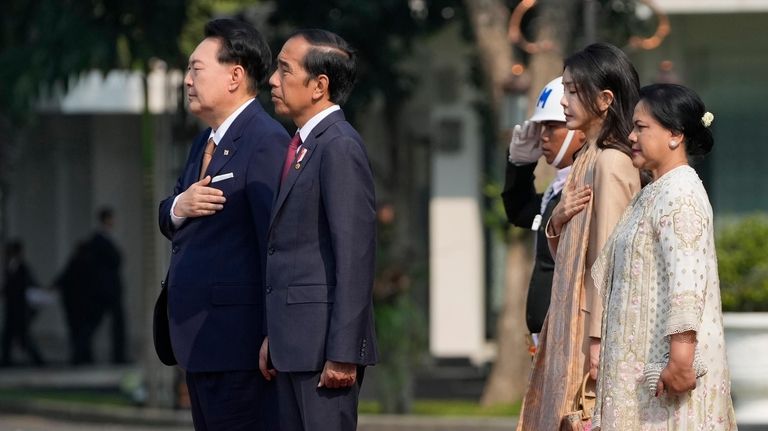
[528,76,566,123]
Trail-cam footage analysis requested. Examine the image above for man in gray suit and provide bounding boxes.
[259,29,378,431]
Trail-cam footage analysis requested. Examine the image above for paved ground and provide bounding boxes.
[0,414,190,431]
[0,412,517,431]
[1,366,765,430]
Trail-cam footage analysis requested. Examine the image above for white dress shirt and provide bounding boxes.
[170,98,255,228]
[297,104,340,142]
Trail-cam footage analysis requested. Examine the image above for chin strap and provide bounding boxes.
[550,130,576,168]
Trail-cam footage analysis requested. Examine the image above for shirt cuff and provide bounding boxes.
[170,195,186,228]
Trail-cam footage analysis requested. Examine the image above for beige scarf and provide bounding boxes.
[516,142,600,430]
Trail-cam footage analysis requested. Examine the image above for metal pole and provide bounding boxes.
[583,0,597,44]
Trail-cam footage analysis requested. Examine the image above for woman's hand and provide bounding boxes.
[656,360,696,396]
[589,337,600,380]
[656,331,698,396]
[548,184,592,236]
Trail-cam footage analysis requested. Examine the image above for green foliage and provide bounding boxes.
[268,0,466,119]
[179,0,256,58]
[0,388,132,406]
[483,181,510,241]
[716,215,768,311]
[373,211,428,413]
[359,398,519,416]
[0,0,189,122]
[482,180,529,244]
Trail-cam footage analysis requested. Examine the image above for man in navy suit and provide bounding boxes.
[258,29,378,431]
[158,19,288,431]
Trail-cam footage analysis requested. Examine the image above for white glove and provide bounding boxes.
[508,120,543,165]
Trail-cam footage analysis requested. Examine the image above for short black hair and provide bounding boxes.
[98,206,114,224]
[639,84,714,157]
[204,18,272,93]
[290,29,357,105]
[5,239,22,257]
[564,43,640,157]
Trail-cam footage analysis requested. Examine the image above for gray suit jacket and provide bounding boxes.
[264,109,378,372]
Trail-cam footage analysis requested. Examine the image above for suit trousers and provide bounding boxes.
[186,370,278,431]
[276,366,365,431]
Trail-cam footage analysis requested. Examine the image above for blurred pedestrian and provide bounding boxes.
[86,207,127,364]
[55,241,102,365]
[501,76,587,340]
[590,84,736,430]
[516,43,641,430]
[156,18,288,431]
[1,240,45,367]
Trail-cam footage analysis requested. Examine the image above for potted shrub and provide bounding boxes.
[716,215,768,423]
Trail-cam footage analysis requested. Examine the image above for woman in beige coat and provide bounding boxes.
[516,43,641,430]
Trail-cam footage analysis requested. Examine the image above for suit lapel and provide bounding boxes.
[269,109,346,229]
[202,101,263,179]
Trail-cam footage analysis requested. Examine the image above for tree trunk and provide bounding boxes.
[466,0,578,406]
[464,0,514,109]
[481,239,533,405]
[463,0,532,406]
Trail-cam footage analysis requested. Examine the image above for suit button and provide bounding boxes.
[268,247,275,255]
[266,285,273,294]
[172,245,179,254]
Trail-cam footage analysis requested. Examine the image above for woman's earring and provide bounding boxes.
[669,140,679,150]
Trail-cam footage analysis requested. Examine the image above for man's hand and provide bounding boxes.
[173,176,226,218]
[508,120,543,165]
[258,337,276,381]
[318,360,357,389]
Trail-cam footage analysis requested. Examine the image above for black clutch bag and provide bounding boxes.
[153,278,177,366]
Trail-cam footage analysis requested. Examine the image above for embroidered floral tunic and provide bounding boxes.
[592,166,737,430]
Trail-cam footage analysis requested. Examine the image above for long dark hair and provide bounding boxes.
[639,84,714,157]
[564,43,639,156]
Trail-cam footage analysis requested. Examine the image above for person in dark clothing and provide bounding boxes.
[87,207,126,364]
[55,241,103,365]
[501,76,586,339]
[1,240,45,366]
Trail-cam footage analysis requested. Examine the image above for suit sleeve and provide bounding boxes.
[245,126,288,336]
[158,176,184,241]
[158,135,206,240]
[585,149,640,337]
[500,160,543,228]
[320,135,377,365]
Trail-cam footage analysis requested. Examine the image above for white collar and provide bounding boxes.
[208,98,255,145]
[297,105,341,143]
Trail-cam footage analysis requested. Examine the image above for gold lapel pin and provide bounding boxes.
[294,163,301,170]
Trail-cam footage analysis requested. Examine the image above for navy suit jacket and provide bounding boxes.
[158,100,289,372]
[265,109,379,372]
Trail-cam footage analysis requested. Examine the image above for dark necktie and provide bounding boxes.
[199,137,216,181]
[281,133,301,183]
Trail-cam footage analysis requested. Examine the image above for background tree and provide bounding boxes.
[0,0,191,408]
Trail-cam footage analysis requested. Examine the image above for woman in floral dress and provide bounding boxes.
[591,83,737,430]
